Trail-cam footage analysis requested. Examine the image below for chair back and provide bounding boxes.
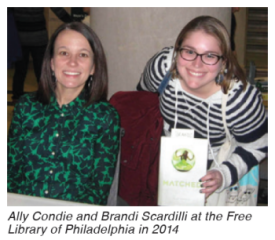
[106,128,124,206]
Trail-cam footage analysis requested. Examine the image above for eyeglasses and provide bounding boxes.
[179,48,223,65]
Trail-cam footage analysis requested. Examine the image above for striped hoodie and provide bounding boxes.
[137,46,268,191]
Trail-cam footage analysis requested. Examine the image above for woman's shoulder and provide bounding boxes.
[229,80,260,98]
[158,46,174,63]
[161,46,174,54]
[151,46,174,65]
[12,92,45,119]
[15,92,41,108]
[17,92,36,101]
[227,80,263,112]
[86,101,119,119]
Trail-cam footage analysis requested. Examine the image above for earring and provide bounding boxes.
[88,75,93,88]
[215,68,227,84]
[52,71,56,82]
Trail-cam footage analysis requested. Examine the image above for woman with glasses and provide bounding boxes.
[137,16,267,205]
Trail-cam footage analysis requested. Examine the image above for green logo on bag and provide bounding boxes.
[172,148,195,171]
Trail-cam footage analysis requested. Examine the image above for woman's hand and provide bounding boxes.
[200,170,223,199]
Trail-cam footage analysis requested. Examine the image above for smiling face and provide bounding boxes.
[176,30,224,98]
[51,29,95,94]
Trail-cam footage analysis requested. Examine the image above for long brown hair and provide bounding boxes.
[170,16,246,93]
[36,22,108,105]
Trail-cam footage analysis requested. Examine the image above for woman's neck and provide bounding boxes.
[179,79,221,99]
[55,87,83,107]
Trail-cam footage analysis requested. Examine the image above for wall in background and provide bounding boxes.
[234,7,247,68]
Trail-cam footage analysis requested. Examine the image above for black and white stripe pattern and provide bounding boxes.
[137,47,268,190]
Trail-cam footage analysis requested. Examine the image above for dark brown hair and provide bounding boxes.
[36,22,108,105]
[171,16,246,93]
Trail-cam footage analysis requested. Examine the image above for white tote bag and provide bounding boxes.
[206,92,259,206]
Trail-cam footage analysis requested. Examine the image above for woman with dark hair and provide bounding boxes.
[137,16,267,205]
[8,22,120,205]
